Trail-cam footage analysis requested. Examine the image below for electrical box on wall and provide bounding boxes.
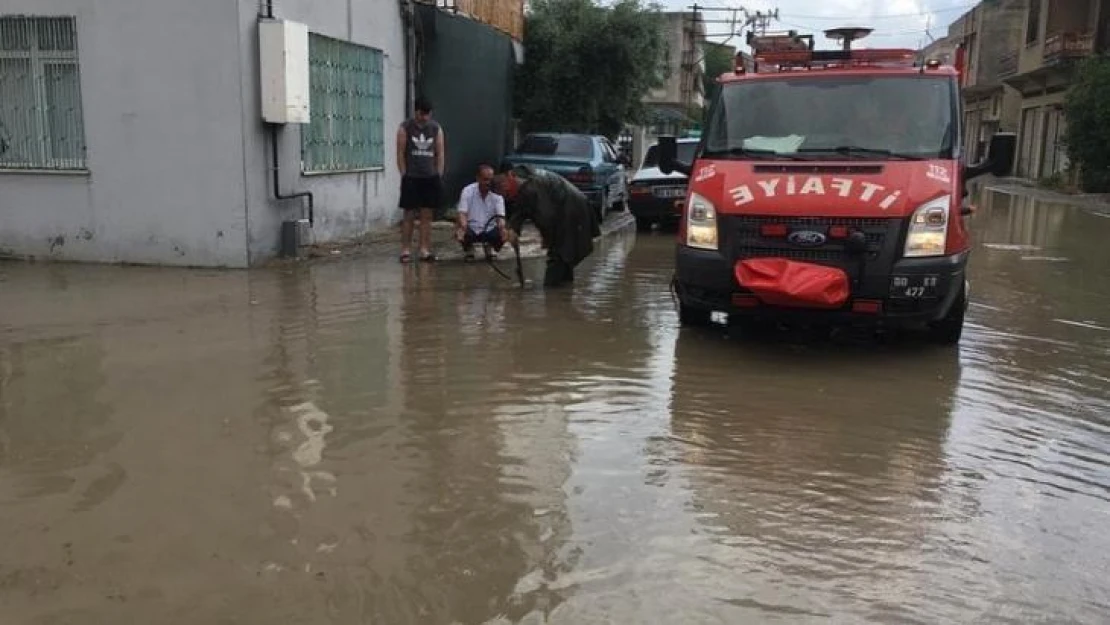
[259,19,310,124]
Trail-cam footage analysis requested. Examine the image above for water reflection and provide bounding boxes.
[393,261,578,623]
[975,187,1070,252]
[0,202,1109,623]
[664,331,960,620]
[0,335,119,503]
[970,186,1110,331]
[966,187,1110,409]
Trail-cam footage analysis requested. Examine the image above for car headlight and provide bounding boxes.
[904,194,951,258]
[686,191,718,250]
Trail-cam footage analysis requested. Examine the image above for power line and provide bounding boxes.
[693,2,967,49]
[774,19,930,39]
[780,3,976,21]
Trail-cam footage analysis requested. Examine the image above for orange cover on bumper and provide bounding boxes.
[735,258,850,309]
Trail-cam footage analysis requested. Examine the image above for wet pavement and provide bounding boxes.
[2,186,1109,623]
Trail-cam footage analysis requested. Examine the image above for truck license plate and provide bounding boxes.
[890,275,939,299]
[654,187,685,198]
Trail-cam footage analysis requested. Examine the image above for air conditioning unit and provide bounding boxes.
[259,18,310,124]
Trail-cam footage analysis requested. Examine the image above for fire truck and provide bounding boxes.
[659,27,1015,344]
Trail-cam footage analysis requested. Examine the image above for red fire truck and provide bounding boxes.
[659,27,1015,344]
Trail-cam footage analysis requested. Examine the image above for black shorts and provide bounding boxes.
[399,175,443,211]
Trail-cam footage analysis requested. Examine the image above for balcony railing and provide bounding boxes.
[998,51,1019,78]
[1043,31,1095,64]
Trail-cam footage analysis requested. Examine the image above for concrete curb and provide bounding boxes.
[287,210,637,266]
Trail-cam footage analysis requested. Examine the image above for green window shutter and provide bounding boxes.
[302,33,385,173]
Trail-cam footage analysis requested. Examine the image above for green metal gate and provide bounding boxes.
[414,5,517,213]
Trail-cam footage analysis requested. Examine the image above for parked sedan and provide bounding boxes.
[501,133,631,222]
[628,138,699,231]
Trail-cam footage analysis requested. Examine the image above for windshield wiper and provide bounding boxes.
[796,146,926,160]
[702,147,812,161]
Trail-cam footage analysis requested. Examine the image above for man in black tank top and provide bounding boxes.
[396,97,446,262]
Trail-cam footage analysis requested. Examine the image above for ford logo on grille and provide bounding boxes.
[787,230,827,247]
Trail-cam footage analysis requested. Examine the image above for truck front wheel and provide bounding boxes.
[679,303,712,327]
[927,284,967,346]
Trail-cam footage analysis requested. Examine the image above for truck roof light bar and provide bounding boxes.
[746,26,918,74]
[752,48,918,72]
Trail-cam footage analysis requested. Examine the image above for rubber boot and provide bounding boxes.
[543,258,574,287]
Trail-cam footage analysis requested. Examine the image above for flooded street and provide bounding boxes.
[2,187,1110,623]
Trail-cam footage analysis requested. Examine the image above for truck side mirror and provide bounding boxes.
[657,135,691,176]
[965,131,1017,181]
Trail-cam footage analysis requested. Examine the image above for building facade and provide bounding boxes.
[946,0,1026,165]
[920,33,961,66]
[1002,0,1108,180]
[0,1,410,267]
[0,0,521,268]
[642,11,707,137]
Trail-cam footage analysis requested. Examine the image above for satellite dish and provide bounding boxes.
[824,27,873,51]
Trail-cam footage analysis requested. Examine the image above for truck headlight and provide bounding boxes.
[904,195,951,258]
[686,192,718,250]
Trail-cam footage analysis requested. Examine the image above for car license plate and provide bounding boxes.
[654,187,686,198]
[890,275,939,299]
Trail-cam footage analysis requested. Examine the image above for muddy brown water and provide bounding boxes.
[2,187,1109,623]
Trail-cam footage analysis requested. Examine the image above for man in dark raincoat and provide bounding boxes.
[497,164,602,287]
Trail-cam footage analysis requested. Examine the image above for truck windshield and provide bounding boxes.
[703,75,956,160]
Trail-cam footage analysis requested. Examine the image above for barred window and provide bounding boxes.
[302,33,385,173]
[0,16,87,170]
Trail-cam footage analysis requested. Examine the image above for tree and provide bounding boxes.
[701,42,734,103]
[514,0,668,138]
[1063,56,1110,192]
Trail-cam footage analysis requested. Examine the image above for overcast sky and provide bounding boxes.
[659,0,977,50]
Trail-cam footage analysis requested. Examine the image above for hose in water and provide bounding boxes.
[478,214,524,288]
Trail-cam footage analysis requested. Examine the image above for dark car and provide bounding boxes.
[628,138,699,231]
[501,133,631,222]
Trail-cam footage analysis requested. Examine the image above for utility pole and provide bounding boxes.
[682,3,780,87]
[685,3,784,64]
[686,4,747,42]
[684,5,781,44]
[924,14,936,43]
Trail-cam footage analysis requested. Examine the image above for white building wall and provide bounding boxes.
[239,0,407,266]
[0,0,406,268]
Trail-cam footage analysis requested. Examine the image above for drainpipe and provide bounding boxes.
[268,124,314,226]
[260,0,315,227]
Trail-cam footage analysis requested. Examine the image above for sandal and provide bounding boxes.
[420,252,437,262]
[399,251,411,263]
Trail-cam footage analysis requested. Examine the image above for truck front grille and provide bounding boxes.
[728,216,901,265]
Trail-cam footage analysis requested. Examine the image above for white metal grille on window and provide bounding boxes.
[302,33,385,173]
[0,16,86,170]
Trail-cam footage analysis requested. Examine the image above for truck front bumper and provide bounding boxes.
[674,245,968,328]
